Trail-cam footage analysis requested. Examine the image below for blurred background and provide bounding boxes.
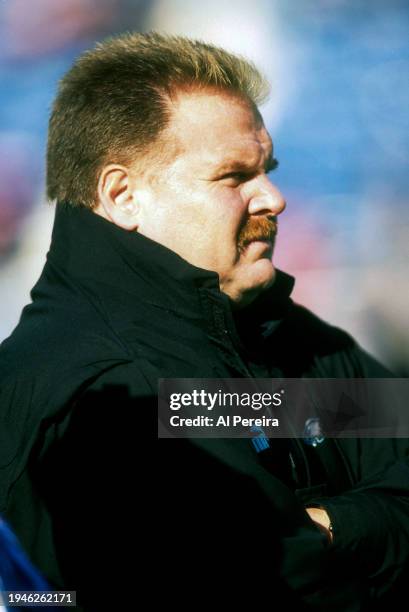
[0,0,408,373]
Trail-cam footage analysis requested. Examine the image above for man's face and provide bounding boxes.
[134,90,286,306]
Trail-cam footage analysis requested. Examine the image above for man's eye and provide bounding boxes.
[220,172,248,183]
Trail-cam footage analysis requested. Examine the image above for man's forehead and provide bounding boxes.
[167,89,272,165]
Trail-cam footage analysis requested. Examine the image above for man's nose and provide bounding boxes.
[247,176,286,217]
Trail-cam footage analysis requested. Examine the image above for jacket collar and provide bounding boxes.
[48,203,294,324]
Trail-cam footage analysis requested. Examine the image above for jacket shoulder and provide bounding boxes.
[284,302,355,352]
[274,302,388,377]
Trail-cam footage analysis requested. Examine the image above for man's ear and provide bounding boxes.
[95,164,139,230]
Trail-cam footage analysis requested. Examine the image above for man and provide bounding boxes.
[0,32,408,611]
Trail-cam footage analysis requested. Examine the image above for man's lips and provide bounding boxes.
[246,236,275,245]
[237,217,277,253]
[241,237,275,252]
[238,231,277,254]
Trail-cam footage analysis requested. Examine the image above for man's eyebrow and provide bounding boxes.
[215,153,279,175]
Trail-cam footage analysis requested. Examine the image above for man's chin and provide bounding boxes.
[222,261,276,308]
[249,259,276,292]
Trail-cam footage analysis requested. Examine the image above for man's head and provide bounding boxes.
[47,32,286,306]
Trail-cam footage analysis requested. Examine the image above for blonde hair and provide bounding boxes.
[47,31,269,208]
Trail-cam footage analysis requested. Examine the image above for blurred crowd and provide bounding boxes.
[0,0,408,373]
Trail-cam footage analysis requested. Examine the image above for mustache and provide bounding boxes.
[237,216,278,253]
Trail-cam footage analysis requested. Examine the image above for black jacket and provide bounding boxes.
[1,203,408,611]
